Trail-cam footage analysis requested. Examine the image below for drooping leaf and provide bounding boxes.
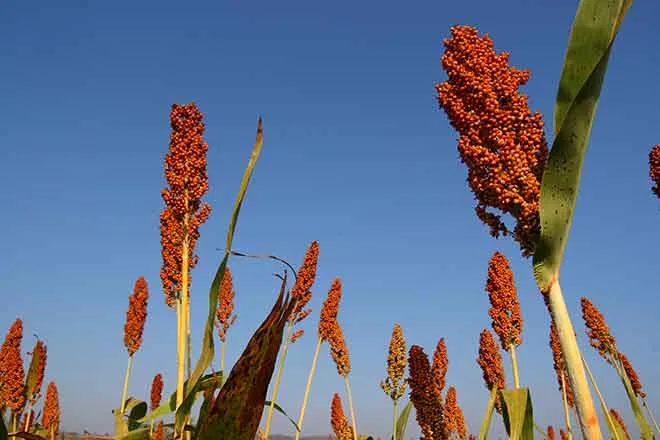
[195,275,295,440]
[264,400,300,432]
[395,400,413,440]
[176,118,264,433]
[128,401,147,431]
[501,388,534,440]
[478,387,498,440]
[533,0,632,290]
[24,342,43,401]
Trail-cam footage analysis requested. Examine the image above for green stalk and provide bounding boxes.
[11,413,17,435]
[509,344,520,389]
[478,387,498,440]
[176,219,190,411]
[264,321,294,437]
[561,373,573,440]
[344,376,358,440]
[641,397,659,434]
[392,399,398,440]
[120,355,133,415]
[581,353,619,440]
[612,354,653,439]
[24,402,33,433]
[295,337,322,440]
[220,340,226,386]
[546,280,601,440]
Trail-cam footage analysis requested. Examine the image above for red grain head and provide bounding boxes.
[0,318,26,413]
[486,252,523,349]
[150,373,163,410]
[318,278,342,341]
[215,266,237,342]
[290,240,320,324]
[580,297,616,361]
[444,386,467,439]
[650,144,660,198]
[609,408,631,440]
[330,393,354,440]
[124,276,149,356]
[435,25,549,257]
[549,321,574,407]
[477,329,506,413]
[408,345,444,440]
[617,352,645,398]
[559,429,569,440]
[431,338,448,398]
[42,381,60,435]
[547,426,555,440]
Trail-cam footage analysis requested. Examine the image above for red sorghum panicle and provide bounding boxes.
[431,338,448,399]
[650,144,660,198]
[215,267,237,342]
[559,429,569,440]
[124,277,149,356]
[486,252,523,349]
[290,329,304,344]
[477,329,506,413]
[609,408,630,440]
[408,345,444,440]
[318,278,342,341]
[444,386,467,439]
[617,351,645,398]
[42,381,60,435]
[580,297,616,361]
[150,373,163,410]
[0,318,25,412]
[380,323,408,401]
[290,241,320,323]
[547,426,556,440]
[436,25,549,257]
[331,393,354,440]
[160,102,212,307]
[153,421,165,440]
[328,321,351,377]
[549,320,575,407]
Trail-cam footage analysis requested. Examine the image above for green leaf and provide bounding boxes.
[395,400,413,440]
[24,341,43,401]
[533,0,632,290]
[177,117,264,434]
[478,387,498,440]
[0,415,7,440]
[618,361,653,440]
[128,401,147,431]
[501,388,534,440]
[264,401,300,432]
[195,275,295,440]
[113,427,151,440]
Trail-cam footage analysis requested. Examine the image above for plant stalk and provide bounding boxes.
[613,354,653,439]
[344,376,358,440]
[120,355,133,415]
[264,321,294,437]
[546,280,602,440]
[641,397,659,434]
[478,386,498,440]
[509,344,520,389]
[295,337,322,440]
[24,402,33,433]
[176,226,190,411]
[581,353,619,440]
[561,373,573,440]
[392,399,398,440]
[220,340,226,386]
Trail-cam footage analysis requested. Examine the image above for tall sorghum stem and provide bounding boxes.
[344,376,358,440]
[561,373,573,440]
[220,340,226,376]
[392,399,398,440]
[509,345,520,389]
[478,386,498,440]
[642,398,659,433]
[582,354,619,440]
[120,356,133,415]
[264,321,294,437]
[295,337,322,440]
[24,403,33,433]
[547,281,601,440]
[176,227,190,410]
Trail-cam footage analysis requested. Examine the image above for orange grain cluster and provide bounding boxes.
[318,278,351,376]
[486,252,523,349]
[435,25,548,257]
[330,393,354,440]
[0,318,25,412]
[160,102,212,307]
[444,386,467,440]
[559,429,569,440]
[477,329,506,412]
[650,144,660,198]
[153,421,165,440]
[42,381,60,435]
[580,297,616,361]
[150,373,163,410]
[547,426,556,440]
[431,338,448,400]
[290,240,320,326]
[290,329,304,344]
[549,321,574,407]
[215,267,237,342]
[124,277,149,356]
[408,345,444,440]
[609,408,630,440]
[380,323,407,401]
[617,352,645,398]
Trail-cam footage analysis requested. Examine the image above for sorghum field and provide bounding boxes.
[1,0,658,439]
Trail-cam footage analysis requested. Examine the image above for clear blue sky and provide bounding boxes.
[1,0,658,437]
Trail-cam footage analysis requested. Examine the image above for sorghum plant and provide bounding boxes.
[0,318,25,432]
[215,266,237,374]
[380,323,408,440]
[42,381,60,440]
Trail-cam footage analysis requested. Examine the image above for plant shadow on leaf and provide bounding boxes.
[195,273,295,440]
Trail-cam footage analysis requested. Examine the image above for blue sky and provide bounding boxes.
[1,0,658,437]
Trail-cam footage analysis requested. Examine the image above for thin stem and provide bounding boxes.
[187,313,192,379]
[642,397,659,434]
[392,399,398,440]
[11,413,17,435]
[295,337,322,440]
[581,353,619,440]
[612,354,654,439]
[344,376,358,440]
[477,386,498,440]
[24,401,33,433]
[546,280,602,440]
[264,321,294,438]
[509,344,520,389]
[561,373,573,440]
[176,226,190,412]
[120,355,133,415]
[220,340,226,386]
